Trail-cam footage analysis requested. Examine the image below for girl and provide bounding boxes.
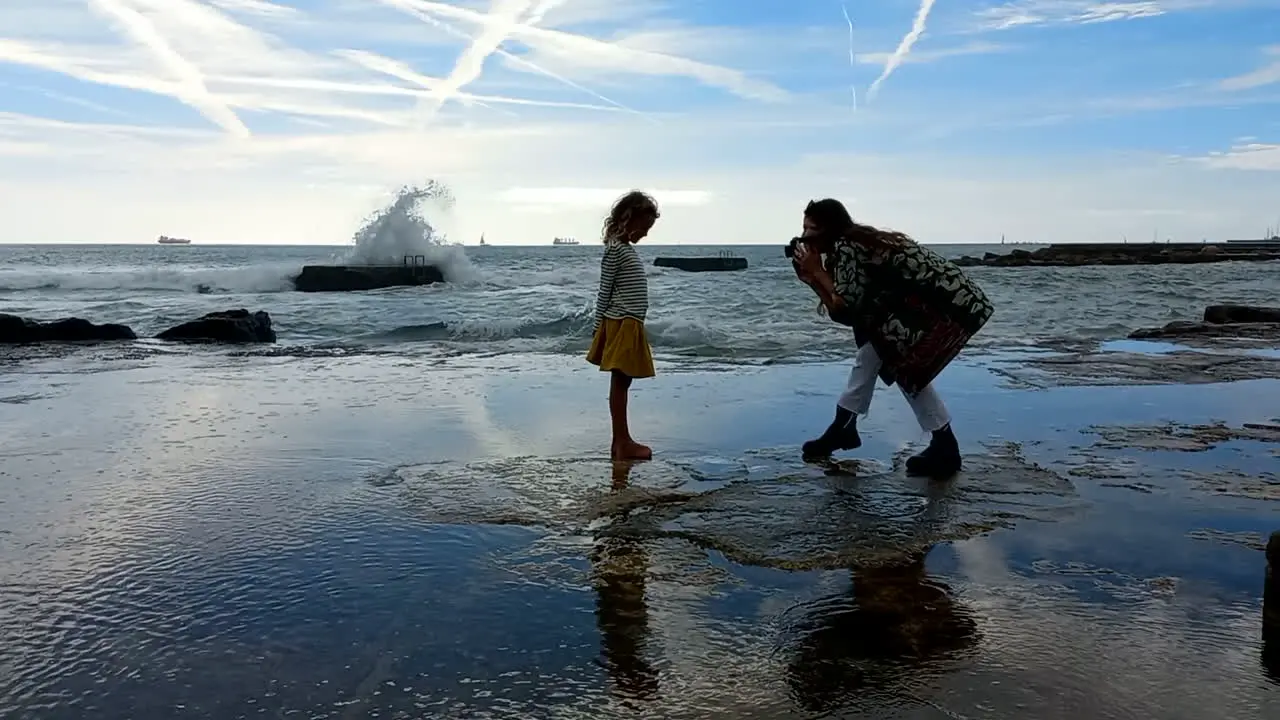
[791,198,994,478]
[586,190,660,460]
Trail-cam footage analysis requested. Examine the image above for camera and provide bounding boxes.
[783,236,804,259]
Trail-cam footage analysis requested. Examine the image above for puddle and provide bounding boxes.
[392,444,1081,574]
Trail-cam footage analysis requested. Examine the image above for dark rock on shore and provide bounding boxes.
[0,313,137,344]
[954,241,1280,268]
[1129,321,1280,341]
[293,264,444,292]
[1128,304,1280,344]
[155,309,276,344]
[996,349,1280,388]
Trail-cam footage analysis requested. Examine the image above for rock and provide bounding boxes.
[1128,321,1280,341]
[0,313,136,344]
[1270,530,1280,568]
[155,309,276,344]
[1204,304,1280,324]
[1128,304,1280,344]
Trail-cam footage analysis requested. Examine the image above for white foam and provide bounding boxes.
[0,262,300,294]
[339,182,476,283]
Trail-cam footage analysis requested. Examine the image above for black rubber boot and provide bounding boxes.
[802,406,863,458]
[905,424,962,478]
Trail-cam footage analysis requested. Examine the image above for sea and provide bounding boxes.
[1,186,1276,364]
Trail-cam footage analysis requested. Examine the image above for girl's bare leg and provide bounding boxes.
[609,370,651,460]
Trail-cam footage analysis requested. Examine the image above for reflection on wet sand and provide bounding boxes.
[1265,531,1279,683]
[589,461,660,703]
[781,547,979,714]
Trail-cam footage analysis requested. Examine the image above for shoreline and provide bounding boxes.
[1,350,1277,717]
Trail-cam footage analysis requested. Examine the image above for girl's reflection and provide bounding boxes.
[783,548,979,713]
[1264,536,1278,683]
[588,460,660,701]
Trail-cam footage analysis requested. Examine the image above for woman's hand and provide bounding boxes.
[793,242,826,282]
[791,258,811,284]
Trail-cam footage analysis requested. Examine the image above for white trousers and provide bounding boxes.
[837,342,952,433]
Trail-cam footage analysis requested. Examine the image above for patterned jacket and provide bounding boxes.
[827,239,995,395]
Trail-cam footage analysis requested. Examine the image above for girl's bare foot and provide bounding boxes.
[612,440,652,461]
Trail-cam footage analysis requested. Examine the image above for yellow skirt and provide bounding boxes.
[586,317,655,379]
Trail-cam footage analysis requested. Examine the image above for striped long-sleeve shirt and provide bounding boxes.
[594,239,649,328]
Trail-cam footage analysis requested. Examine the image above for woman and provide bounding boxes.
[791,198,994,477]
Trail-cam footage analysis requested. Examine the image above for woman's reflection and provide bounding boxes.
[589,460,660,701]
[783,546,979,714]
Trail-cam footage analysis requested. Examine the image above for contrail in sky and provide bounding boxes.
[842,2,857,111]
[866,0,936,102]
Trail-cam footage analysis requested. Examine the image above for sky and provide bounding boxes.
[1,0,1279,246]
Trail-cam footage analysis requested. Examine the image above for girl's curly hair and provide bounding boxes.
[602,190,659,242]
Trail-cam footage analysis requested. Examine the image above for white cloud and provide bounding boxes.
[974,0,1169,30]
[207,0,301,17]
[1219,45,1280,91]
[1193,142,1280,170]
[1,100,1277,248]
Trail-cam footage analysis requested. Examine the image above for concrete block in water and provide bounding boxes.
[1203,304,1280,324]
[293,263,444,292]
[653,256,748,272]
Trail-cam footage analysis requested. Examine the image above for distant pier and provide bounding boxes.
[293,255,445,292]
[955,240,1280,267]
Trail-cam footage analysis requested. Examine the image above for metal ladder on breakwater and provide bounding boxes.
[402,254,435,279]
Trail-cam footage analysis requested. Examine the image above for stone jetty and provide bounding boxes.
[954,239,1280,267]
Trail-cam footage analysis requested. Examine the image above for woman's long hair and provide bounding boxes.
[803,198,915,250]
[803,198,915,318]
[602,190,659,242]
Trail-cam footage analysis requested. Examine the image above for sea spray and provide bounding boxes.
[0,263,300,294]
[341,181,475,282]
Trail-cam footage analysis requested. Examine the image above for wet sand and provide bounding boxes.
[0,347,1277,719]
